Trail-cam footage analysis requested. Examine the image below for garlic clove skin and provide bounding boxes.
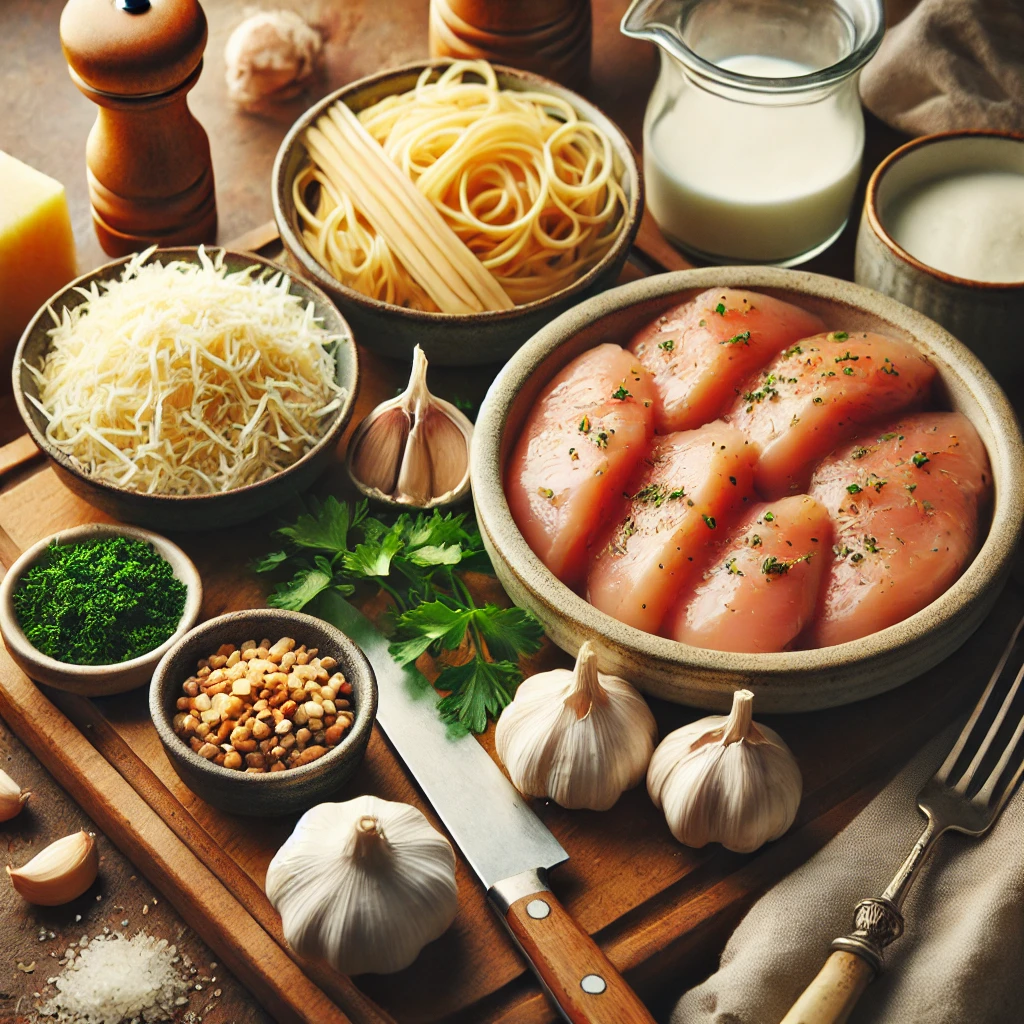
[266,794,458,975]
[7,830,98,905]
[225,11,324,108]
[495,640,658,811]
[347,345,473,509]
[0,768,30,822]
[647,689,802,854]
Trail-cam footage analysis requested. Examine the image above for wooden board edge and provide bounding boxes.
[0,650,358,1024]
[47,689,396,1024]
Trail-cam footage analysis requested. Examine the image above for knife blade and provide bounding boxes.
[319,592,655,1024]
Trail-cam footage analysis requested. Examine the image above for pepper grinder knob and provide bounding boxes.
[60,0,217,256]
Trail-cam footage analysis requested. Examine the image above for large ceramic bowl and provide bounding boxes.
[151,608,377,817]
[472,266,1024,713]
[13,248,359,532]
[272,60,643,367]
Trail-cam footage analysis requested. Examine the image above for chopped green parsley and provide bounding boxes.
[721,330,751,346]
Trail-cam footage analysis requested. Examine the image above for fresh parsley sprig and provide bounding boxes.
[255,497,543,733]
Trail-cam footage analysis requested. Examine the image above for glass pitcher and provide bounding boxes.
[622,0,884,266]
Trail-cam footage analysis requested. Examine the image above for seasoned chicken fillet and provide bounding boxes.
[806,412,991,647]
[665,495,833,653]
[586,421,758,634]
[726,331,936,498]
[628,288,825,433]
[506,343,657,590]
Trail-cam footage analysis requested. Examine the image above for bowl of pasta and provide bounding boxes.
[272,59,643,366]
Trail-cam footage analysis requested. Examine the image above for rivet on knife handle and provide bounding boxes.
[491,869,655,1024]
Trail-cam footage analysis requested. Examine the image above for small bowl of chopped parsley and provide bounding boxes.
[0,523,203,695]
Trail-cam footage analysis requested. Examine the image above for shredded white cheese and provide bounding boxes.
[30,247,347,495]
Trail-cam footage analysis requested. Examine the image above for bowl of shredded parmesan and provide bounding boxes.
[13,246,358,530]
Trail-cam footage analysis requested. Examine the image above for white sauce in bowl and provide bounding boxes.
[884,171,1024,283]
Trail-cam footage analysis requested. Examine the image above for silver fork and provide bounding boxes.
[781,613,1024,1024]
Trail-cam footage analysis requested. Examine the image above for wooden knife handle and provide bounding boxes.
[779,951,875,1024]
[500,885,655,1024]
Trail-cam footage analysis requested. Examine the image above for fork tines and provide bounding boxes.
[936,616,1024,811]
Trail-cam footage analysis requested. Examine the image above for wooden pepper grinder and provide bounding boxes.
[429,0,592,91]
[60,0,217,256]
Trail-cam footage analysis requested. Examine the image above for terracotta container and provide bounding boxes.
[60,0,217,256]
[429,0,591,91]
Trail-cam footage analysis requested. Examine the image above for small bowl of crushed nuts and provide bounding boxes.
[150,608,377,816]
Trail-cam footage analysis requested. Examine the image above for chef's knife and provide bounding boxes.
[320,592,655,1024]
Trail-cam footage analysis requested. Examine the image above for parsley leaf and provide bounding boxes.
[276,495,360,554]
[268,565,347,610]
[436,659,522,735]
[257,499,541,733]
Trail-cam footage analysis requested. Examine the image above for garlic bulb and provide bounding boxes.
[0,768,30,821]
[7,830,98,905]
[647,689,802,854]
[266,795,458,975]
[495,641,657,811]
[346,345,473,508]
[225,11,323,108]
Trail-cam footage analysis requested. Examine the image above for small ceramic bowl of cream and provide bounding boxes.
[855,130,1024,385]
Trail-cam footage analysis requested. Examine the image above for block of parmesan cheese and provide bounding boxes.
[0,151,77,372]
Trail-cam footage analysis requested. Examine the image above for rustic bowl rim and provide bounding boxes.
[472,265,1024,683]
[865,128,1024,291]
[149,608,378,788]
[0,522,203,681]
[12,246,360,507]
[271,58,643,325]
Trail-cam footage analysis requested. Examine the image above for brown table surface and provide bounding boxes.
[0,1,910,1022]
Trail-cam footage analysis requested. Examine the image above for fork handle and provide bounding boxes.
[780,897,904,1024]
[779,951,874,1024]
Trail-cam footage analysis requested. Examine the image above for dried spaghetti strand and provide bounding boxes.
[294,59,626,313]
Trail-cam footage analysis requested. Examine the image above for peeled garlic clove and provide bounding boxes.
[266,794,458,975]
[495,640,658,811]
[647,689,802,854]
[347,345,473,509]
[7,830,98,905]
[0,769,30,822]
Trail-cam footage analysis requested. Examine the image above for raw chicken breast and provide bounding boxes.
[726,331,937,498]
[665,495,833,653]
[628,288,825,433]
[806,412,991,648]
[586,421,757,634]
[506,343,657,590]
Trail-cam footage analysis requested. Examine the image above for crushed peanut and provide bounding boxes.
[171,637,355,772]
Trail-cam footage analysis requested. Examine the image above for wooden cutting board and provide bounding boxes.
[0,230,1016,1024]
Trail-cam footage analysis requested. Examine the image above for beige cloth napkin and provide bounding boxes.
[672,722,1024,1024]
[860,0,1024,135]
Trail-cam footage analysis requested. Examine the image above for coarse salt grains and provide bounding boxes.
[39,932,189,1023]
